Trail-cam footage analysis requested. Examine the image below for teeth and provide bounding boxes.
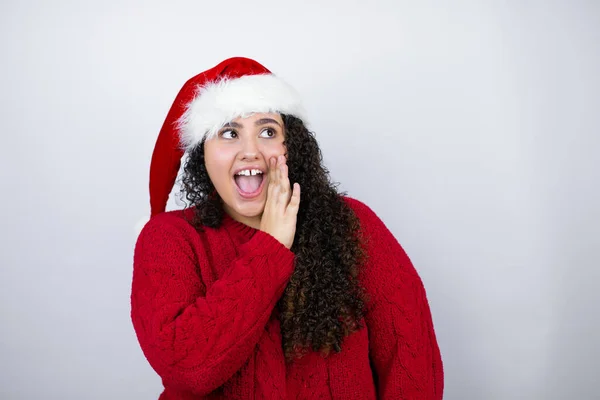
[236,169,263,176]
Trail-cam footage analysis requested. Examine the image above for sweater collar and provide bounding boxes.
[221,211,259,244]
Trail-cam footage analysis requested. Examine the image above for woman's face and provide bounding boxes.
[203,112,286,227]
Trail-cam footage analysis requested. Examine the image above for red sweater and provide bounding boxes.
[131,196,443,399]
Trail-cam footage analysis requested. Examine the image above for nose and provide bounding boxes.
[239,136,260,160]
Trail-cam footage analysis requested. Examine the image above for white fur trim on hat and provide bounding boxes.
[177,74,306,151]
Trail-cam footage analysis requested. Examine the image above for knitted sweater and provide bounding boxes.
[131,196,443,399]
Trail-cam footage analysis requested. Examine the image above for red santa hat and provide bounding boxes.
[143,57,307,227]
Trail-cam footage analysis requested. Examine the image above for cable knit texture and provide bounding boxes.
[131,196,443,399]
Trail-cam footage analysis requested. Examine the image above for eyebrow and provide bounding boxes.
[255,118,282,127]
[221,118,282,130]
[222,121,243,129]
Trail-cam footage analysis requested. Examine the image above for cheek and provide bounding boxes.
[204,146,236,183]
[260,141,287,159]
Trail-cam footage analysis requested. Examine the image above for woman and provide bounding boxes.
[131,57,444,399]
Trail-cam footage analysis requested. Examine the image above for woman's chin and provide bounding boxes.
[228,200,265,219]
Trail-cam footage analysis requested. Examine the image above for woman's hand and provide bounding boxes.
[260,155,301,249]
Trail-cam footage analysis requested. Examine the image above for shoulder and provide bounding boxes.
[340,195,388,234]
[341,195,419,278]
[139,208,195,234]
[135,208,206,250]
[341,195,376,217]
[132,209,220,273]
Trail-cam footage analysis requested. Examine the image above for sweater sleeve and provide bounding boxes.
[130,214,295,396]
[346,198,444,400]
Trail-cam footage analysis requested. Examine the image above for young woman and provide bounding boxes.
[131,57,444,399]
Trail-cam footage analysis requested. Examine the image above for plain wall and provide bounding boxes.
[1,1,598,399]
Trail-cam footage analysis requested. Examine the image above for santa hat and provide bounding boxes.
[136,57,306,233]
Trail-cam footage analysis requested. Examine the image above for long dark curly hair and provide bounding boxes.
[179,114,367,360]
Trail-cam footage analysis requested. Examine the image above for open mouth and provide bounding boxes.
[233,168,265,198]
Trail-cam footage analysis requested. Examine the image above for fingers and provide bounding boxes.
[267,155,297,210]
[276,156,283,197]
[286,182,301,214]
[279,157,291,199]
[272,155,286,207]
[269,156,278,189]
[265,157,277,210]
[261,154,298,247]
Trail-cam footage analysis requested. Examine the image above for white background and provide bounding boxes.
[1,1,598,399]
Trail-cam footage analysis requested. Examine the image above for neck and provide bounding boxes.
[224,206,262,230]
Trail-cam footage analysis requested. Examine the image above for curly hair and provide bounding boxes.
[179,114,367,360]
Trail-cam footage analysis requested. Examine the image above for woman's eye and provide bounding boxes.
[259,128,276,138]
[220,130,237,139]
